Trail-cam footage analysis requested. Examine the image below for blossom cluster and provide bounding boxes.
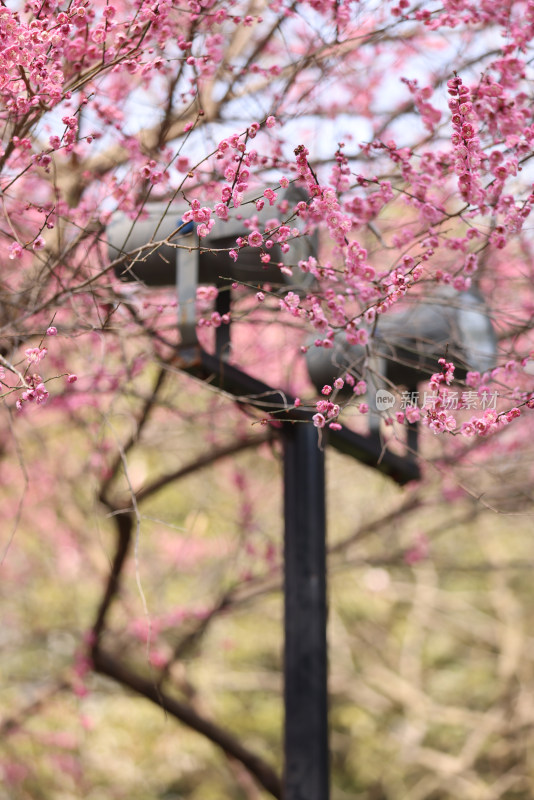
[447,76,485,207]
[16,373,49,410]
[1,0,533,450]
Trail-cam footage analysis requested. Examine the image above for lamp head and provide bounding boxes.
[306,287,497,429]
[107,185,317,290]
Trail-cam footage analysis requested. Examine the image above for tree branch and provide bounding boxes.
[91,647,282,799]
[135,430,274,504]
[91,511,133,644]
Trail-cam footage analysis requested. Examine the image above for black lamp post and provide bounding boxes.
[108,196,420,800]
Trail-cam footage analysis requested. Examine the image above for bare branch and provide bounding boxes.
[92,647,282,798]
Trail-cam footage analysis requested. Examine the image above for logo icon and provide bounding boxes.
[375,389,395,411]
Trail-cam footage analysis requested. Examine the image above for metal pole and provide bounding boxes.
[215,285,231,359]
[406,386,419,458]
[283,422,329,800]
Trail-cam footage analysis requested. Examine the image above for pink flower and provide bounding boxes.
[25,347,47,364]
[9,242,23,259]
[506,407,521,421]
[460,421,477,436]
[197,220,214,238]
[34,383,49,404]
[280,291,300,315]
[247,230,263,247]
[405,405,420,423]
[466,371,480,387]
[266,115,276,128]
[263,188,277,206]
[46,326,57,336]
[67,374,77,383]
[313,413,326,428]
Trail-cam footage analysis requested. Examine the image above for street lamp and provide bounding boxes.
[107,185,317,357]
[107,193,419,800]
[306,286,497,454]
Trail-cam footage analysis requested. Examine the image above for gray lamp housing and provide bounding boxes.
[107,184,317,289]
[306,287,497,426]
[107,184,318,351]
